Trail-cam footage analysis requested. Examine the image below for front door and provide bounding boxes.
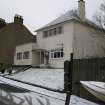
[40,51,44,64]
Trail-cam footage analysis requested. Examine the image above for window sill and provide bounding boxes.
[49,57,64,60]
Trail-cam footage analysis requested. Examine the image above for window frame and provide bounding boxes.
[23,51,30,59]
[57,26,62,34]
[42,26,63,38]
[49,48,64,59]
[43,31,48,38]
[17,52,22,60]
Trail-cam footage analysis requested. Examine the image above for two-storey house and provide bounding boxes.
[14,0,105,68]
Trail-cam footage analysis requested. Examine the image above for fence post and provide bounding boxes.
[64,53,73,105]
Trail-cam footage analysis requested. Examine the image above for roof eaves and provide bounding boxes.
[35,17,105,33]
[35,18,77,32]
[77,20,105,33]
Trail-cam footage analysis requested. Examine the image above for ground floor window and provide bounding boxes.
[23,51,30,59]
[49,49,64,59]
[16,51,30,60]
[17,52,22,60]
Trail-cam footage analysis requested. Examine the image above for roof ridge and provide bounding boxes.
[35,10,105,32]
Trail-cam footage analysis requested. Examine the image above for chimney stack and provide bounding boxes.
[0,18,6,28]
[14,14,23,24]
[78,0,85,21]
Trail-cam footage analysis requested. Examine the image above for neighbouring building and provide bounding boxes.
[0,15,36,65]
[14,42,40,65]
[14,0,105,68]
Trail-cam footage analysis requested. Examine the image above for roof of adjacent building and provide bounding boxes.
[35,10,104,32]
[0,16,36,64]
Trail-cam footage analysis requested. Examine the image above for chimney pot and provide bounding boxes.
[14,14,23,24]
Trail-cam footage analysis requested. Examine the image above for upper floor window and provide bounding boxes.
[58,26,62,34]
[43,31,48,38]
[53,28,57,35]
[23,51,30,59]
[49,29,53,36]
[43,26,63,38]
[17,52,22,60]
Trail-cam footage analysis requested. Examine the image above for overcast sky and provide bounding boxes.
[0,0,102,33]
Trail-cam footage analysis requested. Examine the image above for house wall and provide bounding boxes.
[14,20,105,67]
[63,22,74,61]
[37,22,74,68]
[0,18,35,65]
[32,51,40,65]
[73,21,105,59]
[14,43,38,65]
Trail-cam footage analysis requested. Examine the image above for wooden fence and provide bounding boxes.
[64,57,105,103]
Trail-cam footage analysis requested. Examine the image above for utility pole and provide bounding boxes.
[64,53,73,105]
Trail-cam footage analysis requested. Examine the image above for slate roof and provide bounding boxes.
[36,10,104,32]
[43,10,79,28]
[0,20,36,64]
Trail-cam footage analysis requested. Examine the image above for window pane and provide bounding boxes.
[58,26,62,34]
[23,51,30,59]
[49,29,53,36]
[61,52,64,57]
[48,30,51,36]
[53,28,56,35]
[43,26,62,38]
[43,31,48,38]
[51,52,53,58]
[54,52,57,58]
[50,48,64,59]
[61,49,63,51]
[17,52,22,60]
[58,52,60,58]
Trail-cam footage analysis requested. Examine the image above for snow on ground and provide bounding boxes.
[0,76,99,105]
[6,68,64,90]
[0,90,65,105]
[0,76,65,100]
[81,81,105,103]
[70,95,99,105]
[0,91,99,105]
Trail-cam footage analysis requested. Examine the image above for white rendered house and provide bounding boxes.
[14,0,105,68]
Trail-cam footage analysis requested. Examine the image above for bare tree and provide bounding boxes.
[69,9,80,19]
[93,0,105,29]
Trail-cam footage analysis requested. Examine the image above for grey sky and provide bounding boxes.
[0,0,102,33]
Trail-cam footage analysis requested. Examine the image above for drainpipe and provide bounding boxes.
[39,51,41,65]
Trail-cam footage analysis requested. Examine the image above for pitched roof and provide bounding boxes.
[44,10,79,27]
[36,10,104,32]
[36,10,79,31]
[0,21,36,64]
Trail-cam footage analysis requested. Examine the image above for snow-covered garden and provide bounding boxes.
[0,68,99,105]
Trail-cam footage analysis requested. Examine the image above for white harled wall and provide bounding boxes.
[73,21,105,59]
[14,43,39,65]
[14,20,105,67]
[37,22,74,68]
